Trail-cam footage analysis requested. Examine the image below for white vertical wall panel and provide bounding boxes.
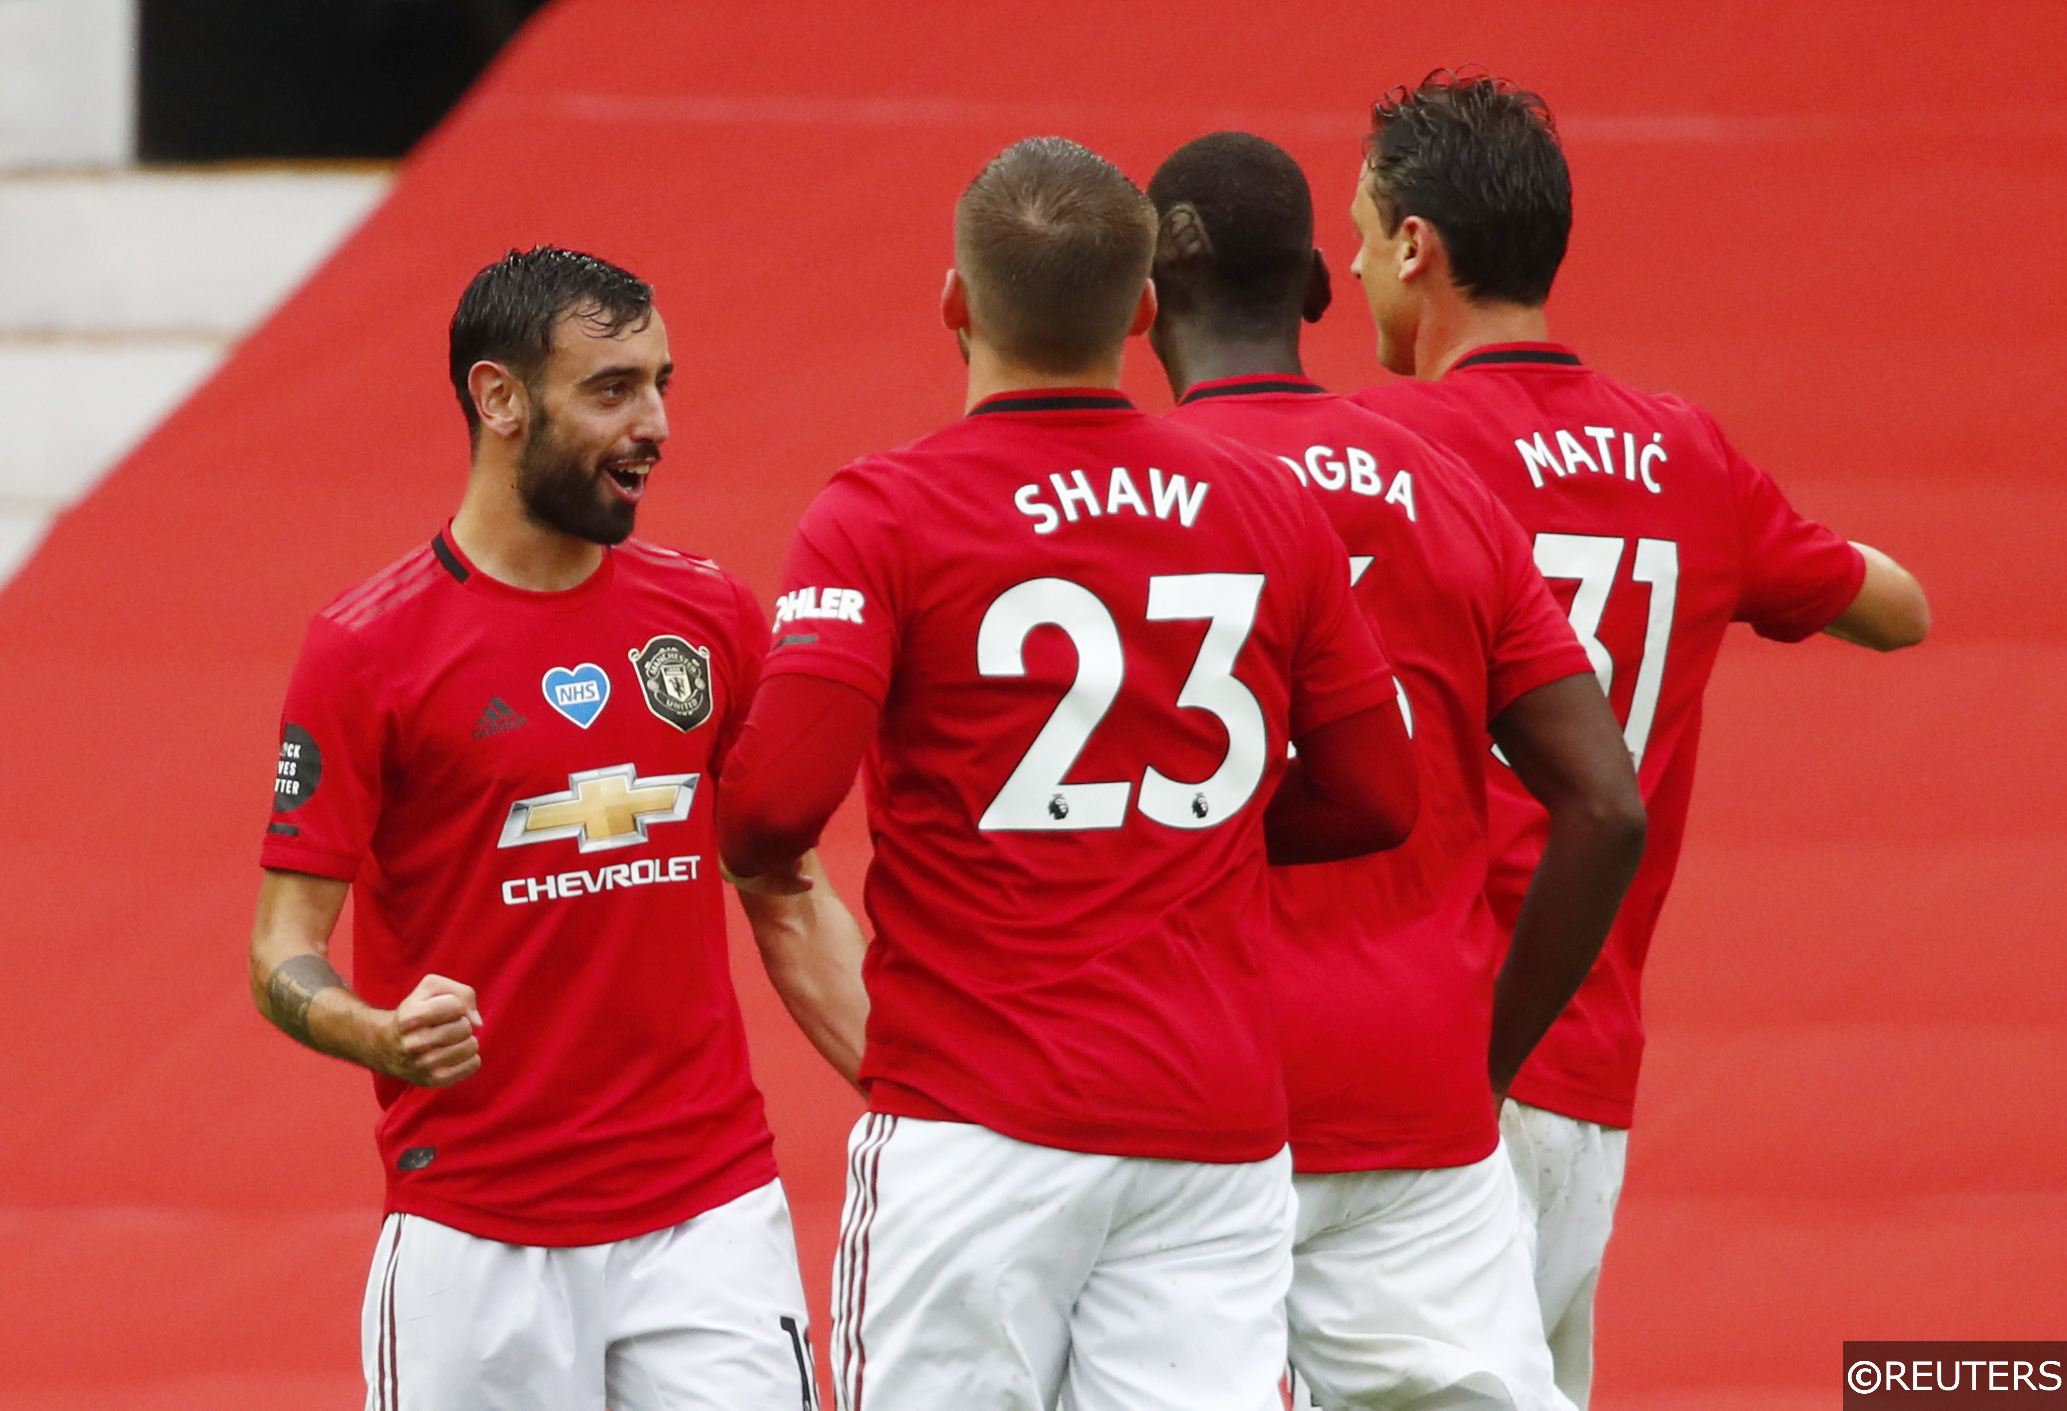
[0,0,136,168]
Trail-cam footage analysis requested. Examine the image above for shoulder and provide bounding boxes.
[1352,375,1455,413]
[616,536,763,627]
[1319,395,1461,465]
[1350,375,1482,438]
[1570,367,1726,438]
[616,535,735,584]
[1146,413,1307,488]
[310,541,451,657]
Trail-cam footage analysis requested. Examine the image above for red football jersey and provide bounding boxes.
[762,388,1397,1163]
[261,529,778,1245]
[1170,375,1591,1171]
[1356,345,1865,1128]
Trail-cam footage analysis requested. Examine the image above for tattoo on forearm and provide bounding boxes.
[268,954,347,1046]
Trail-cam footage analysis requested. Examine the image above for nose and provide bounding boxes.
[1349,247,1365,280]
[637,386,670,445]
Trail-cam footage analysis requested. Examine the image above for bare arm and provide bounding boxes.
[1823,541,1929,651]
[248,868,483,1086]
[732,851,871,1089]
[1486,674,1647,1098]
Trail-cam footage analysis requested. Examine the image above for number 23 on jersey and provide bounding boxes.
[976,573,1268,833]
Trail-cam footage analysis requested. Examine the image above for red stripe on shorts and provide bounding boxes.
[850,1115,893,1411]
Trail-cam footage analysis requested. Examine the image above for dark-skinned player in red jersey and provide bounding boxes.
[1149,130,1645,1411]
[1346,74,1931,1405]
[248,248,867,1409]
[715,138,1421,1411]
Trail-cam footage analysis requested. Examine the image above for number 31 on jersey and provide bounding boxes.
[1534,532,1679,768]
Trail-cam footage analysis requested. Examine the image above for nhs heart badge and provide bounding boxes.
[541,663,611,729]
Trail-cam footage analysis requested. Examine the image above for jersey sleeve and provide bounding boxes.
[1286,486,1399,738]
[1482,487,1596,717]
[258,615,389,882]
[710,572,770,780]
[1718,418,1867,642]
[758,467,903,705]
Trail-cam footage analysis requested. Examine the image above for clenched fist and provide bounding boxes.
[379,974,483,1086]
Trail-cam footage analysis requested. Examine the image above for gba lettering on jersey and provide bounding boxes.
[1013,465,1209,536]
[774,587,865,627]
[1514,426,1666,494]
[1275,445,1417,522]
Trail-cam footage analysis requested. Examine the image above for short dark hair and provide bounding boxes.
[1147,131,1314,328]
[448,246,653,436]
[1363,71,1570,306]
[955,138,1157,372]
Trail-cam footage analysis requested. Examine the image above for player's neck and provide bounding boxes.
[1412,296,1551,379]
[451,470,608,593]
[1162,329,1306,400]
[963,339,1125,413]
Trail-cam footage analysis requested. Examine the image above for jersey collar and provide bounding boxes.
[1447,342,1583,373]
[432,523,617,608]
[1178,373,1329,404]
[968,388,1134,416]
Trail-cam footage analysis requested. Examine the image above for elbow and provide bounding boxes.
[1552,772,1647,871]
[1838,550,1931,651]
[716,798,816,879]
[1874,588,1931,651]
[1336,769,1420,858]
[1594,781,1649,870]
[1370,770,1421,852]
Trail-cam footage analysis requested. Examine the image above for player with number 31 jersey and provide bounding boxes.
[719,139,1418,1411]
[1346,72,1929,1404]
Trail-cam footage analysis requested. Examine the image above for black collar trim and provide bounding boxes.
[1450,347,1583,371]
[431,531,471,583]
[969,391,1134,416]
[1180,377,1327,404]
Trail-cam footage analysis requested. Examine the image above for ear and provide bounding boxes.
[1303,248,1333,324]
[1127,278,1159,338]
[1395,214,1443,288]
[468,360,528,442]
[941,267,971,333]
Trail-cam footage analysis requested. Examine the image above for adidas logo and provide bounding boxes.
[472,696,530,740]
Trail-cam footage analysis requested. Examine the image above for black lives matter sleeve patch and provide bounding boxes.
[274,725,322,812]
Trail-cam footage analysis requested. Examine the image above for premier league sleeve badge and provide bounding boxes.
[627,634,714,731]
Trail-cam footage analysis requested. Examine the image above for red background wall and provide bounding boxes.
[2,3,2061,1406]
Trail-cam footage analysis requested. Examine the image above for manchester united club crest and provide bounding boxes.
[627,634,713,732]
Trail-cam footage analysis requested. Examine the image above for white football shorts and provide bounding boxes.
[830,1114,1294,1411]
[1283,1144,1572,1411]
[1500,1101,1629,1410]
[359,1177,817,1411]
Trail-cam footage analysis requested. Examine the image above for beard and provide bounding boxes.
[515,414,643,546]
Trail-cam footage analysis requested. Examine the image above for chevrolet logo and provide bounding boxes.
[498,764,698,854]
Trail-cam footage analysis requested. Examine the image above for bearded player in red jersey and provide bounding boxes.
[1149,130,1644,1411]
[248,247,864,1409]
[1346,75,1930,1404]
[716,138,1421,1411]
